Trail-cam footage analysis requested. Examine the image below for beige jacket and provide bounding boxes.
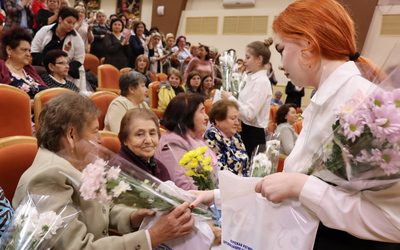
[13,148,150,250]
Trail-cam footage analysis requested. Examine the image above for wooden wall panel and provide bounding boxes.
[151,0,188,36]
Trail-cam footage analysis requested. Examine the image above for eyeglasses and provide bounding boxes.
[55,61,69,65]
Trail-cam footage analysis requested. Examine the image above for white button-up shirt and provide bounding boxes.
[286,61,400,241]
[230,69,272,128]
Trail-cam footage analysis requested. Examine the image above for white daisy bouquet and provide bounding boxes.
[308,66,400,191]
[78,152,213,219]
[0,194,78,250]
[249,140,280,177]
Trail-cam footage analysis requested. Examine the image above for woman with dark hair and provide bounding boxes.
[204,100,248,176]
[184,44,213,82]
[31,7,88,92]
[275,104,298,155]
[129,21,153,68]
[42,49,80,92]
[104,71,149,133]
[155,93,213,190]
[13,92,194,249]
[185,71,202,95]
[103,18,131,69]
[201,74,215,99]
[37,0,60,31]
[118,108,170,181]
[0,27,47,98]
[170,36,192,73]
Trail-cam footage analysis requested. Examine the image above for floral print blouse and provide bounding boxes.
[10,70,47,98]
[0,187,13,237]
[204,125,249,176]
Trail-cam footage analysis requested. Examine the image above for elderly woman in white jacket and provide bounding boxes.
[31,7,89,93]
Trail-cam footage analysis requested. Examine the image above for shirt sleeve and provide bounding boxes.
[278,127,295,155]
[299,176,400,242]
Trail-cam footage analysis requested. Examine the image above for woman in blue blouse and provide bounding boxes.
[0,187,13,237]
[204,100,249,176]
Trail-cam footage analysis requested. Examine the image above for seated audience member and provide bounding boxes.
[134,54,153,87]
[31,7,88,92]
[104,71,149,133]
[185,71,202,95]
[201,74,215,99]
[271,90,283,106]
[184,44,213,82]
[118,108,170,181]
[275,104,298,155]
[12,92,194,249]
[204,100,249,176]
[155,94,215,190]
[0,187,13,238]
[157,68,185,111]
[41,49,80,92]
[0,27,47,98]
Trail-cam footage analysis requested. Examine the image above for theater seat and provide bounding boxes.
[90,91,118,130]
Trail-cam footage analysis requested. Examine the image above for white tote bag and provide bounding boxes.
[219,171,319,250]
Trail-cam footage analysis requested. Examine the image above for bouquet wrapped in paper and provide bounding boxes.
[249,140,281,177]
[219,49,240,97]
[0,193,78,250]
[78,146,213,219]
[179,146,217,190]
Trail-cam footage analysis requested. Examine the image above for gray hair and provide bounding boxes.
[119,71,147,96]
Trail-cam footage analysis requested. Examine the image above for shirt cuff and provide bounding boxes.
[214,189,221,208]
[145,230,152,248]
[299,175,329,208]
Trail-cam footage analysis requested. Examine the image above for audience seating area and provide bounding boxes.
[90,91,119,130]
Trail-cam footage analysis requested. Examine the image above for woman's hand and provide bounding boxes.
[148,202,194,247]
[221,90,232,100]
[254,172,309,203]
[188,190,215,207]
[130,209,156,228]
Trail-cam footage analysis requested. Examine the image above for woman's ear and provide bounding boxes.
[48,63,55,72]
[128,86,136,95]
[65,126,76,149]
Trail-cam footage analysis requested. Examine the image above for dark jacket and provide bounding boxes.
[118,144,171,182]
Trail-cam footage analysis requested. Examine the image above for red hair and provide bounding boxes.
[273,0,383,83]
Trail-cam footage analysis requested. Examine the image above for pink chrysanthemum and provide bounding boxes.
[381,148,400,175]
[368,104,400,139]
[340,114,364,142]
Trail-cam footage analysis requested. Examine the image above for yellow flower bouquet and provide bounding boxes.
[179,146,216,190]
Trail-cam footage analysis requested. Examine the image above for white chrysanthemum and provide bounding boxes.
[112,181,132,198]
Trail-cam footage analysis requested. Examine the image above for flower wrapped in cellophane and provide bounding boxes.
[308,64,400,191]
[0,193,78,250]
[179,146,217,190]
[249,140,281,177]
[77,146,213,220]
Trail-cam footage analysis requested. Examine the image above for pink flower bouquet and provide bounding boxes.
[309,81,400,191]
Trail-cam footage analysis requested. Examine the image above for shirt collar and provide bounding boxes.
[50,23,77,36]
[312,61,361,106]
[247,69,267,81]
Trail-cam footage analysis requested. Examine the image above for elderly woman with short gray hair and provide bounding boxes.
[104,71,149,133]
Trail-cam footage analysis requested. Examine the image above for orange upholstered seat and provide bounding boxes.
[204,98,213,115]
[90,91,118,130]
[156,73,168,81]
[147,81,164,119]
[33,88,74,130]
[0,84,32,138]
[267,105,279,134]
[100,131,121,153]
[97,64,120,94]
[120,67,132,76]
[84,53,100,76]
[0,136,38,200]
[293,119,303,134]
[277,154,287,172]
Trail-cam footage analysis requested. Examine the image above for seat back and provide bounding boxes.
[84,53,100,76]
[0,136,38,200]
[148,81,160,109]
[204,98,213,115]
[120,67,132,76]
[0,84,32,138]
[267,105,279,134]
[98,64,120,92]
[100,131,121,153]
[277,154,287,172]
[156,73,168,82]
[90,91,119,130]
[34,88,74,130]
